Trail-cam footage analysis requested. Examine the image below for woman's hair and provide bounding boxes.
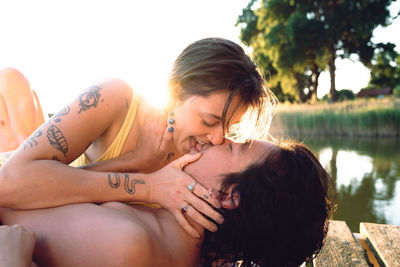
[200,140,335,267]
[168,37,277,140]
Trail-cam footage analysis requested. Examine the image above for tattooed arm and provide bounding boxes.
[0,79,222,238]
[0,78,149,208]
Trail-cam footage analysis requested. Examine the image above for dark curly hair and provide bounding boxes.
[200,140,335,267]
[168,37,277,140]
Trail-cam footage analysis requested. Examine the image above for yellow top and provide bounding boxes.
[70,92,160,209]
[70,93,140,167]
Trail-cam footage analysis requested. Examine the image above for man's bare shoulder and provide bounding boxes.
[101,202,201,267]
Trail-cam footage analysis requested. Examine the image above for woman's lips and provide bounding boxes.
[190,137,206,152]
[195,142,203,152]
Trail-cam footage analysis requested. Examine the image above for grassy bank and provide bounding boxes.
[269,97,400,138]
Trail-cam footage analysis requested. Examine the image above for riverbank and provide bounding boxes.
[269,97,400,138]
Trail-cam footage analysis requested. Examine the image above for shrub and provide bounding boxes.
[394,85,400,98]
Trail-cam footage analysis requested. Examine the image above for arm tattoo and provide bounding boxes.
[78,85,103,114]
[107,173,145,195]
[125,176,145,195]
[47,125,68,157]
[108,173,121,189]
[43,106,71,126]
[22,129,43,150]
[53,106,71,123]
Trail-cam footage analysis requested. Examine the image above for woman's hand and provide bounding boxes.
[0,224,36,267]
[148,153,224,238]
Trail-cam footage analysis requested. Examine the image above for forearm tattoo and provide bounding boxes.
[78,85,103,114]
[22,129,43,150]
[107,173,145,195]
[47,125,69,157]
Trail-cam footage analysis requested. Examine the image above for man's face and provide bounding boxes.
[184,140,276,190]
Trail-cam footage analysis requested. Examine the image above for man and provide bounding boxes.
[0,139,334,267]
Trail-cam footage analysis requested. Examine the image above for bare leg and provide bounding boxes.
[0,204,148,267]
[0,68,45,152]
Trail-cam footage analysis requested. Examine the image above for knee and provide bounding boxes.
[0,68,30,95]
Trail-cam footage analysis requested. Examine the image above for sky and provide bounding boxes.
[1,0,399,113]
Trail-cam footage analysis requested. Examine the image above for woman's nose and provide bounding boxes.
[207,128,224,145]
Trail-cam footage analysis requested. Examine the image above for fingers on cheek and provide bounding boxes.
[175,212,200,238]
[187,208,217,232]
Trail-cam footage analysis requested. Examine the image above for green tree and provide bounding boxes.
[368,42,400,88]
[237,0,396,102]
[238,0,328,102]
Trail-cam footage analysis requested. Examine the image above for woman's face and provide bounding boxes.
[172,91,247,154]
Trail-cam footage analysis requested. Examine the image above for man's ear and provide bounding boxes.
[220,193,240,210]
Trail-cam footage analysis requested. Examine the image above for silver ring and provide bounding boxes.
[181,204,190,213]
[188,182,197,192]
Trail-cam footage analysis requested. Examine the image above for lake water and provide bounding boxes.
[302,137,400,233]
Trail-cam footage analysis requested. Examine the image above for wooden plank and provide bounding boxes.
[360,222,400,267]
[313,220,370,267]
[354,233,381,267]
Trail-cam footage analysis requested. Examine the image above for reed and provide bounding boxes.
[270,97,400,138]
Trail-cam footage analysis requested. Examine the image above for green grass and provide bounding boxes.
[270,97,400,138]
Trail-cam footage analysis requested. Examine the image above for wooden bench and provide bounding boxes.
[313,220,400,267]
[360,222,400,267]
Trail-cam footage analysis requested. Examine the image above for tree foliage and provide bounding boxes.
[368,42,400,89]
[237,0,396,102]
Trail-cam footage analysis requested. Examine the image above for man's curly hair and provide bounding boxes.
[200,140,335,267]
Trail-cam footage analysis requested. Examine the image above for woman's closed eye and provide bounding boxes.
[202,119,218,127]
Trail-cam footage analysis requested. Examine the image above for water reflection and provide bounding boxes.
[302,137,400,232]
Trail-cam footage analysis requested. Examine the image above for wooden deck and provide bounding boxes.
[313,220,400,267]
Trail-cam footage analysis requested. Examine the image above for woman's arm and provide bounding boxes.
[0,78,223,236]
[0,79,140,208]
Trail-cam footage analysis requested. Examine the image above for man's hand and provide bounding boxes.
[0,224,36,267]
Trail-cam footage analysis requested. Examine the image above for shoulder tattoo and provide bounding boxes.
[78,85,104,114]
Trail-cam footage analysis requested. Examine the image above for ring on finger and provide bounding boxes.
[188,182,197,192]
[181,204,190,213]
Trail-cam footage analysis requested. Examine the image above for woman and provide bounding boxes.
[0,37,276,237]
